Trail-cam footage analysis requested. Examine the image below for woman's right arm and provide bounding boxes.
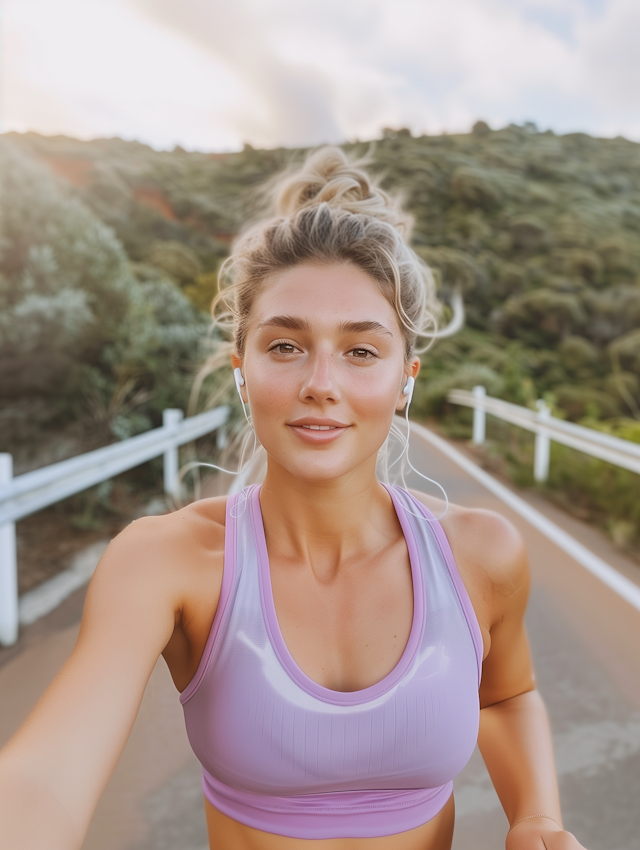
[0,514,193,850]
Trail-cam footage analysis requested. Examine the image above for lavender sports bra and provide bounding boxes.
[180,484,483,840]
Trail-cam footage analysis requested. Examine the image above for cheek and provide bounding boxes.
[243,368,293,442]
[344,360,403,410]
[246,367,292,410]
[348,380,399,422]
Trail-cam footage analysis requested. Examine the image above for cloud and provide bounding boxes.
[578,0,640,114]
[4,0,250,150]
[125,0,585,143]
[5,0,640,149]
[125,0,366,146]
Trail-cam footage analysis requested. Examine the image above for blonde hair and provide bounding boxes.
[191,146,440,412]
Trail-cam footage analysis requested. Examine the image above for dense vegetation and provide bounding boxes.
[2,123,640,546]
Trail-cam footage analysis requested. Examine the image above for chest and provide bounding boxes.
[268,538,414,693]
[180,486,482,797]
[182,555,480,796]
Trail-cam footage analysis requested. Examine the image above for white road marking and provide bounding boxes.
[18,539,109,625]
[410,422,640,615]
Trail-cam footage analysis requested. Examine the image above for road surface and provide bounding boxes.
[1,430,640,850]
[406,431,640,850]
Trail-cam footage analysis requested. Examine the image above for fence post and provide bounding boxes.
[0,454,18,646]
[472,385,486,445]
[163,409,184,502]
[216,426,228,450]
[534,400,551,482]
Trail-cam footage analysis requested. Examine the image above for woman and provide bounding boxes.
[0,148,586,850]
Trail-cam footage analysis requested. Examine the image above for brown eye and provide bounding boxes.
[269,342,297,354]
[351,348,375,359]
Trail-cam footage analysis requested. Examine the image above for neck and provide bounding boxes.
[258,457,399,578]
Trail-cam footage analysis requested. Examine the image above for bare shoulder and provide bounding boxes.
[408,489,529,614]
[83,495,229,640]
[99,494,226,573]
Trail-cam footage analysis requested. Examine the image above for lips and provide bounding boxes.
[287,419,351,444]
[288,418,349,428]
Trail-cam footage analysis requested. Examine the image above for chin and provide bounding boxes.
[266,444,380,485]
[282,460,355,484]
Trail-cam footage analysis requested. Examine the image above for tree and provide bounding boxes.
[0,142,131,397]
[451,167,502,211]
[0,140,208,459]
[498,289,586,344]
[144,239,202,285]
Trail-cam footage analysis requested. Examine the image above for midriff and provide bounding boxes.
[203,794,455,850]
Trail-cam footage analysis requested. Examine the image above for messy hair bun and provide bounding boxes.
[192,147,447,412]
[274,147,412,238]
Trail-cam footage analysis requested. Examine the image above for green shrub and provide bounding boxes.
[451,166,503,210]
[498,289,586,344]
[509,215,549,252]
[412,362,503,419]
[552,385,620,420]
[546,443,640,548]
[0,143,132,399]
[418,247,485,294]
[553,214,594,249]
[144,239,202,285]
[550,248,603,284]
[559,335,600,376]
[609,329,640,373]
[0,139,209,466]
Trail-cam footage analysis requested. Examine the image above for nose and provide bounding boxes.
[299,352,340,404]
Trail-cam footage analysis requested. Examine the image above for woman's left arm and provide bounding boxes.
[480,691,582,848]
[461,509,586,849]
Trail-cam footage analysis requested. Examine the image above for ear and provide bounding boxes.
[230,352,248,404]
[396,357,420,411]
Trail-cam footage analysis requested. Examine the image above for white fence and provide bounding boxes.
[0,406,229,646]
[448,386,640,482]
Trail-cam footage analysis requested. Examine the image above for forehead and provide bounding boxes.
[251,263,400,329]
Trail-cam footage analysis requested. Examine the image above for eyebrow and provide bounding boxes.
[339,320,394,337]
[256,315,311,331]
[256,315,393,337]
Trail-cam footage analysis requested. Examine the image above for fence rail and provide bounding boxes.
[448,386,640,480]
[0,406,229,646]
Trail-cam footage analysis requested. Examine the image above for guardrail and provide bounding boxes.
[0,405,229,646]
[447,386,640,483]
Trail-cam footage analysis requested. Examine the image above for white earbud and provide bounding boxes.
[402,376,415,401]
[233,367,245,396]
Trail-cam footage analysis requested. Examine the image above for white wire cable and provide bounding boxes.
[401,399,449,520]
[383,391,449,522]
[177,388,260,517]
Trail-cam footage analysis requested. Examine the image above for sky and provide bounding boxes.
[2,0,639,152]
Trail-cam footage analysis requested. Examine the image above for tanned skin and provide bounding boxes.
[0,264,587,850]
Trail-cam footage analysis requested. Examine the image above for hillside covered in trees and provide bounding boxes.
[2,124,640,544]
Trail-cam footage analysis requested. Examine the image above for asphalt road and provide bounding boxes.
[1,431,640,850]
[405,432,640,850]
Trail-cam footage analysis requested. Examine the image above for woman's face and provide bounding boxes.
[233,262,419,485]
